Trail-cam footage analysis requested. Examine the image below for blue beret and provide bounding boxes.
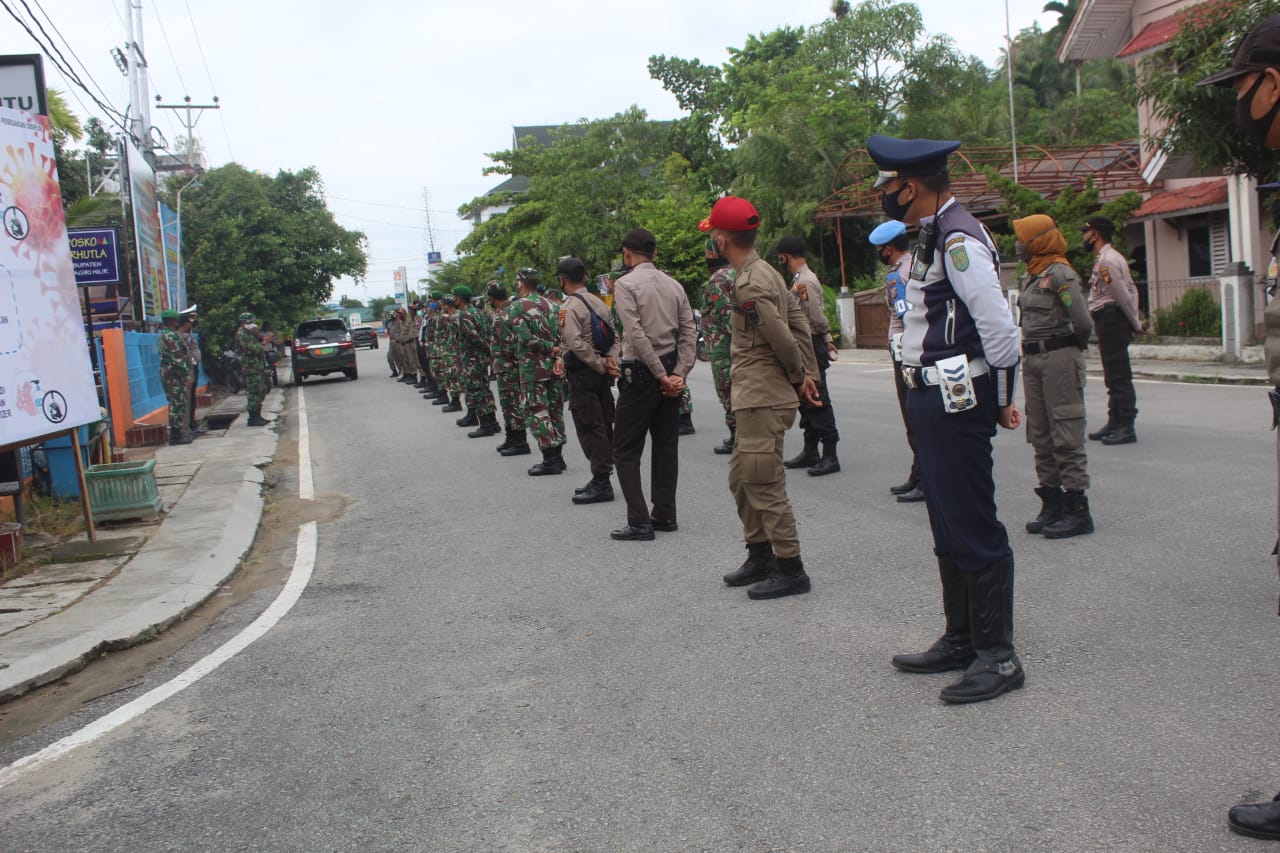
[867,134,962,188]
[868,220,907,246]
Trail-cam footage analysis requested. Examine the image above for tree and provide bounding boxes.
[338,295,364,309]
[166,164,367,351]
[1139,0,1280,180]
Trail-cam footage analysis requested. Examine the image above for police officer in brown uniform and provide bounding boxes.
[1013,214,1094,539]
[1083,215,1146,445]
[774,236,842,477]
[1199,14,1280,840]
[701,197,822,599]
[555,257,621,505]
[609,228,698,541]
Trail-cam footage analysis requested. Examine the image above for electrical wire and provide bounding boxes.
[149,0,189,94]
[30,0,120,114]
[183,0,233,161]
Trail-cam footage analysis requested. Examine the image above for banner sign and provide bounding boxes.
[159,202,185,310]
[427,251,442,266]
[68,226,121,286]
[0,108,101,446]
[126,141,168,321]
[0,54,47,116]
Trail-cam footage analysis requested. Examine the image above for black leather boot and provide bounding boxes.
[747,555,811,600]
[678,411,696,436]
[808,440,841,476]
[1043,490,1094,538]
[1025,485,1063,534]
[890,477,917,495]
[572,475,614,505]
[500,430,531,456]
[1229,793,1280,840]
[246,405,268,427]
[783,435,820,469]
[468,412,500,438]
[441,395,462,413]
[431,390,450,405]
[456,409,479,428]
[496,428,514,452]
[528,447,564,476]
[713,428,735,455]
[723,541,776,587]
[1100,423,1136,445]
[892,556,974,673]
[1087,418,1116,441]
[939,556,1025,704]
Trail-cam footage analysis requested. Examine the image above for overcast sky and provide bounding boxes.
[3,1,1057,301]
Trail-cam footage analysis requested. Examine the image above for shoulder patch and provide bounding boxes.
[1100,266,1112,285]
[944,235,966,250]
[796,282,808,302]
[558,308,566,329]
[948,244,970,272]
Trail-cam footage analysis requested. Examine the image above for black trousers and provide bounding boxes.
[568,364,616,479]
[907,372,1011,573]
[1092,305,1137,424]
[188,375,198,429]
[799,337,838,442]
[612,354,680,526]
[892,355,920,483]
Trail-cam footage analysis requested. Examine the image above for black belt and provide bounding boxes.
[1021,335,1077,355]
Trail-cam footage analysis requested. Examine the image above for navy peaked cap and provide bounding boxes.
[867,134,962,188]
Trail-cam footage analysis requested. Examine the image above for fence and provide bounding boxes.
[120,331,210,422]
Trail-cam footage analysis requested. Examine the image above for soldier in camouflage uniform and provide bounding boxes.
[437,295,464,412]
[235,312,269,426]
[453,285,500,436]
[489,282,530,456]
[158,309,194,445]
[703,242,737,454]
[511,268,567,475]
[419,295,441,400]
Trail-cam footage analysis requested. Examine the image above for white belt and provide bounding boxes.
[904,357,988,389]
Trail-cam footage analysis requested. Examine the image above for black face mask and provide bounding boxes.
[706,256,729,273]
[1083,237,1097,253]
[1236,73,1280,147]
[878,250,893,266]
[880,184,912,221]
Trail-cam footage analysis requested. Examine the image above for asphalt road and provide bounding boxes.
[0,346,1275,852]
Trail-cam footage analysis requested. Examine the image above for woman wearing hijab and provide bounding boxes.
[1013,214,1095,539]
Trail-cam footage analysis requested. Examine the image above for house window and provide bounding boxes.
[1186,212,1229,278]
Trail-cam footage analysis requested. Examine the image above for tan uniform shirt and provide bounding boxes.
[1020,261,1093,347]
[560,290,620,375]
[613,261,697,379]
[730,251,819,411]
[1088,243,1143,332]
[789,264,832,344]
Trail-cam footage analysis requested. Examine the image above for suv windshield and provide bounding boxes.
[296,320,349,343]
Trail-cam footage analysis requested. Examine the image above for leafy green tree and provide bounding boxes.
[166,164,367,350]
[1138,0,1280,180]
[338,295,364,308]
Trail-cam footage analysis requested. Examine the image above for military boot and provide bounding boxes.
[746,555,811,600]
[495,428,514,453]
[1042,490,1094,539]
[169,430,193,446]
[939,556,1024,704]
[1100,423,1136,445]
[528,447,564,476]
[808,439,841,477]
[456,409,479,428]
[892,556,975,673]
[246,406,268,427]
[441,395,462,413]
[678,411,696,436]
[571,475,614,505]
[783,435,820,469]
[467,412,500,438]
[1024,485,1063,534]
[500,430,531,457]
[713,428,735,455]
[1087,417,1117,441]
[723,541,777,587]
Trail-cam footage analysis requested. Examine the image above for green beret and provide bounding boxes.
[161,309,180,320]
[441,293,457,304]
[453,285,472,299]
[428,291,442,300]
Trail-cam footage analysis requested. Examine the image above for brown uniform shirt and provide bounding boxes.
[1020,261,1093,347]
[1088,243,1143,332]
[789,264,832,344]
[559,290,620,375]
[730,251,819,411]
[613,261,697,379]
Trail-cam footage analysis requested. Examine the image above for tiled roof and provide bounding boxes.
[1131,178,1228,219]
[1116,13,1181,58]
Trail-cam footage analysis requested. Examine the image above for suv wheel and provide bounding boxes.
[344,364,359,381]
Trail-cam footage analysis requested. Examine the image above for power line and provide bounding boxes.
[149,0,189,94]
[30,0,120,113]
[183,0,233,161]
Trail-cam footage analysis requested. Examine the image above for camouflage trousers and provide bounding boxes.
[495,367,524,432]
[679,385,693,416]
[521,374,566,449]
[461,365,496,417]
[164,371,190,437]
[245,370,269,411]
[710,345,734,429]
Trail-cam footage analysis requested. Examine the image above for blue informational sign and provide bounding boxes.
[427,251,442,265]
[68,226,121,286]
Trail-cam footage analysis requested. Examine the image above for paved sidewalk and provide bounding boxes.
[0,389,284,702]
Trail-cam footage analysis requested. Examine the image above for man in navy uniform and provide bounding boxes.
[868,134,1025,704]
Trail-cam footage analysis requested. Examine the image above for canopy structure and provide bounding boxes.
[814,140,1149,224]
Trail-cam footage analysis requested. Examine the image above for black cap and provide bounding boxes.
[1198,13,1280,87]
[1081,216,1115,238]
[620,228,656,255]
[555,256,587,276]
[867,134,962,188]
[772,236,806,257]
[516,268,541,283]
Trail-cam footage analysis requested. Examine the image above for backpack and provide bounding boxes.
[572,293,616,355]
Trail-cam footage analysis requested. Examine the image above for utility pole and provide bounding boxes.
[1005,0,1019,183]
[124,0,152,157]
[154,95,220,171]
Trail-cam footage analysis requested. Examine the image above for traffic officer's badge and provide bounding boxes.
[1100,265,1112,285]
[796,283,808,302]
[948,243,970,272]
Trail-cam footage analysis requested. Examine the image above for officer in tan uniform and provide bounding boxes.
[700,197,821,600]
[1082,215,1146,445]
[1013,214,1094,540]
[774,236,841,476]
[1199,14,1280,840]
[555,257,621,505]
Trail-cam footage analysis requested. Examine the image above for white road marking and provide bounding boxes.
[0,392,321,789]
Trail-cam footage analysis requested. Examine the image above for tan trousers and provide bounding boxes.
[729,405,800,558]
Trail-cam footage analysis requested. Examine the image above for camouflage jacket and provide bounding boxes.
[456,305,492,359]
[158,328,192,382]
[701,266,736,354]
[491,305,519,371]
[235,325,265,359]
[510,294,558,381]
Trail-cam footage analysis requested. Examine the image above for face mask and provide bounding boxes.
[1015,241,1032,263]
[880,184,912,221]
[1236,73,1280,147]
[1083,237,1096,253]
[705,257,728,273]
[878,249,893,266]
